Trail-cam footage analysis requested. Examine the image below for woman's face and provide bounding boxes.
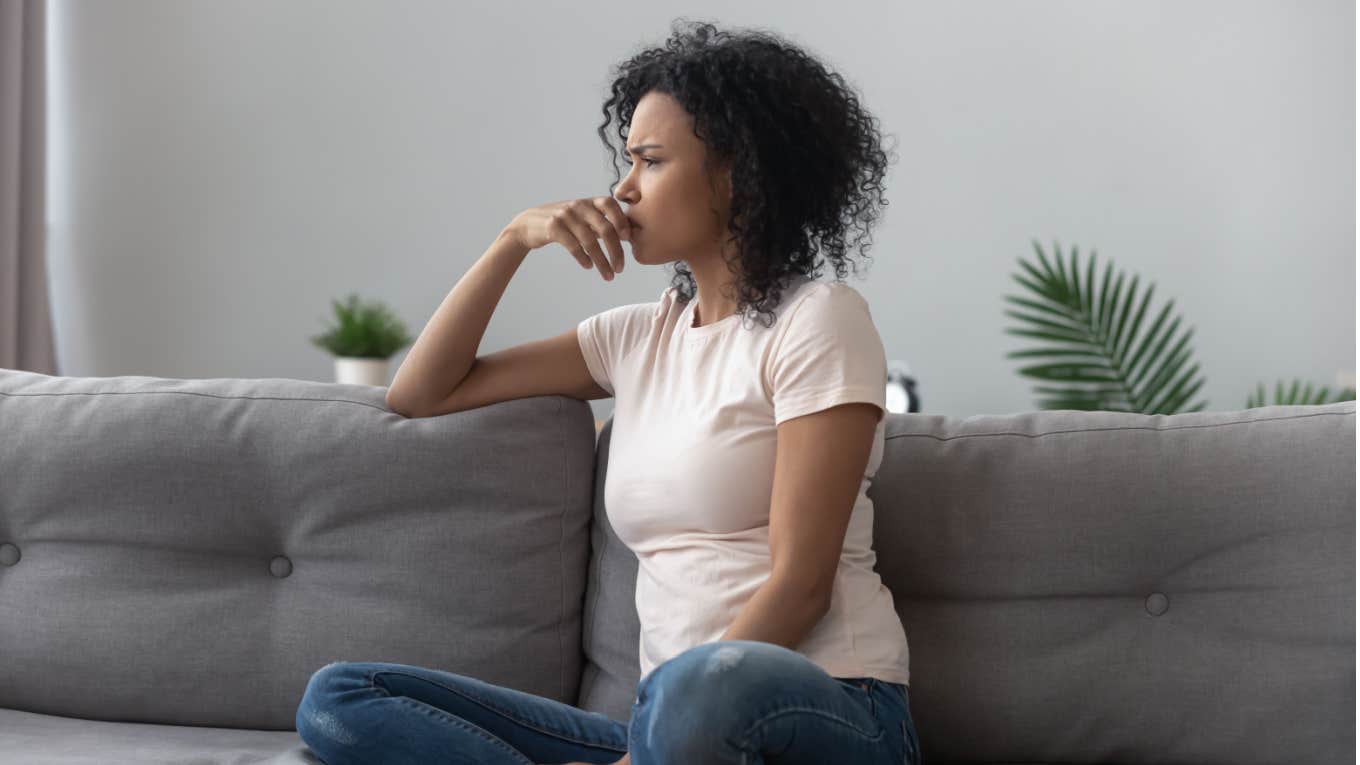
[612,91,733,268]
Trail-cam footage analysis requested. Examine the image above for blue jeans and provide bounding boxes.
[296,639,922,764]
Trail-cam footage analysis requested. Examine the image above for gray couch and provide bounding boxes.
[0,368,1353,764]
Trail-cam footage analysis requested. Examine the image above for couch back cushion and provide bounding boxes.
[576,402,1355,763]
[0,370,597,731]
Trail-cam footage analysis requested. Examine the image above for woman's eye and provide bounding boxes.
[626,158,658,168]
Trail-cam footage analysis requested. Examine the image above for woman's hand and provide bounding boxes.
[505,197,633,282]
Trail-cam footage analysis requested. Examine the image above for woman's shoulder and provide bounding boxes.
[778,277,872,322]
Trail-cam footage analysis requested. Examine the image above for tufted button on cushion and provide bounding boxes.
[269,555,292,578]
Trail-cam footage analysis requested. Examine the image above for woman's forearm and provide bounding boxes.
[386,229,529,414]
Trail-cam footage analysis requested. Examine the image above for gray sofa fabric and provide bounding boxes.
[0,372,594,736]
[0,368,1353,764]
[0,707,317,764]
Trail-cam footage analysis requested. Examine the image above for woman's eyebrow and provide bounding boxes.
[625,144,664,155]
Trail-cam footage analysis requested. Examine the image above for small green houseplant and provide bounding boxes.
[1003,240,1354,413]
[310,293,413,386]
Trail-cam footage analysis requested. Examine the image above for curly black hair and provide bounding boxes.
[598,18,898,329]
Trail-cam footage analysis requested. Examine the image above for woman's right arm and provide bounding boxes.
[385,198,632,416]
[385,228,531,415]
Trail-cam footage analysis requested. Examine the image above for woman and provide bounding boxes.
[296,18,919,765]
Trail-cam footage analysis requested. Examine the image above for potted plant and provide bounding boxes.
[1003,240,1355,412]
[309,293,413,386]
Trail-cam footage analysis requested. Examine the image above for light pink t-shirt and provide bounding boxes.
[577,273,910,686]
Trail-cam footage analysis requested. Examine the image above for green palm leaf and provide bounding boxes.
[1003,240,1209,413]
[1245,379,1355,408]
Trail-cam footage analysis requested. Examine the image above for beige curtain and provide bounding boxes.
[0,0,57,375]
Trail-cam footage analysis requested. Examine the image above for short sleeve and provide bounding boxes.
[577,301,657,397]
[767,283,887,426]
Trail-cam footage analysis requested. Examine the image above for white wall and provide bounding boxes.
[46,0,1355,419]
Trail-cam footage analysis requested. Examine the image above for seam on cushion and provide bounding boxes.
[0,390,394,412]
[882,408,1353,442]
[558,397,567,703]
[587,420,610,695]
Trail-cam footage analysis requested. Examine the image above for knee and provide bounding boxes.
[661,641,796,684]
[633,642,801,758]
[301,661,358,702]
[295,662,369,747]
[644,640,800,712]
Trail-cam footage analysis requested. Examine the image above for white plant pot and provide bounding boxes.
[334,357,390,387]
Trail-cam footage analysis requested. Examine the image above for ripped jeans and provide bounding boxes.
[296,639,922,764]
